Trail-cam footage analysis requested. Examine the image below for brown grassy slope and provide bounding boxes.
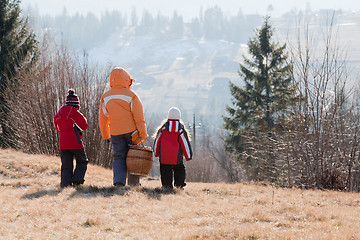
[0,149,360,240]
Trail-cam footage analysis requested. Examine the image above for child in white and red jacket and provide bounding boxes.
[54,89,88,188]
[153,107,193,189]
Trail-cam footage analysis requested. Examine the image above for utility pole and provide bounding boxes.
[193,113,196,154]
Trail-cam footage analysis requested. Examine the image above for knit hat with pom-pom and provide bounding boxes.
[66,89,80,109]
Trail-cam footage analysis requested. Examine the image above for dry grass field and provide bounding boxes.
[1,149,360,240]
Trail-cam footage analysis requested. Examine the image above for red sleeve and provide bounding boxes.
[153,132,163,157]
[54,113,60,132]
[71,110,88,131]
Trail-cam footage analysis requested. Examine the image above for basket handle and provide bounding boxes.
[135,137,153,149]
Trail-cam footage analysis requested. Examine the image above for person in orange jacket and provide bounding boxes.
[99,67,147,186]
[54,89,88,188]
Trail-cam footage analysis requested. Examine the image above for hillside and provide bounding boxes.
[90,36,242,127]
[88,12,360,127]
[1,148,360,239]
[23,9,360,129]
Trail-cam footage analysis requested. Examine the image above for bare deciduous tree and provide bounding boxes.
[285,13,360,191]
[5,34,113,167]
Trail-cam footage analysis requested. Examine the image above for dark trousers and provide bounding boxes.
[111,133,139,186]
[60,148,88,187]
[160,163,186,188]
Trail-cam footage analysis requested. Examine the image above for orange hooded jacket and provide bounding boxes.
[99,68,147,142]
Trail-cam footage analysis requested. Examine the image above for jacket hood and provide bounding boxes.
[109,68,134,89]
[58,105,76,118]
[165,120,182,133]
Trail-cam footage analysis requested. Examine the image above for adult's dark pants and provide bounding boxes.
[160,163,186,188]
[60,148,88,187]
[111,133,139,186]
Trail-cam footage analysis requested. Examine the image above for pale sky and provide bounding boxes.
[21,0,360,20]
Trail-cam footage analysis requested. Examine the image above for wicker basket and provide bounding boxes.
[126,140,153,176]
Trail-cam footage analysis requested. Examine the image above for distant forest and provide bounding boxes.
[24,5,354,51]
[25,6,268,50]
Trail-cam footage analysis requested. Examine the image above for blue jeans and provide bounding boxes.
[111,133,139,186]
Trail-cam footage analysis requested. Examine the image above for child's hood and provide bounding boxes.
[109,68,133,89]
[165,120,182,133]
[57,105,77,119]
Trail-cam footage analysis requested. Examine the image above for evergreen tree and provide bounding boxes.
[203,6,224,40]
[223,17,296,181]
[189,17,202,39]
[0,0,37,147]
[136,10,154,35]
[168,11,183,39]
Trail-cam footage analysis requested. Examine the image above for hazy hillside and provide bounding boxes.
[85,12,360,127]
[1,149,360,239]
[108,37,245,126]
[23,6,360,128]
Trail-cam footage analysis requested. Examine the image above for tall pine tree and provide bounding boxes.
[223,17,296,181]
[0,0,37,147]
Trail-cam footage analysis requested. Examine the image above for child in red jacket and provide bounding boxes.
[54,89,88,188]
[153,107,193,189]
